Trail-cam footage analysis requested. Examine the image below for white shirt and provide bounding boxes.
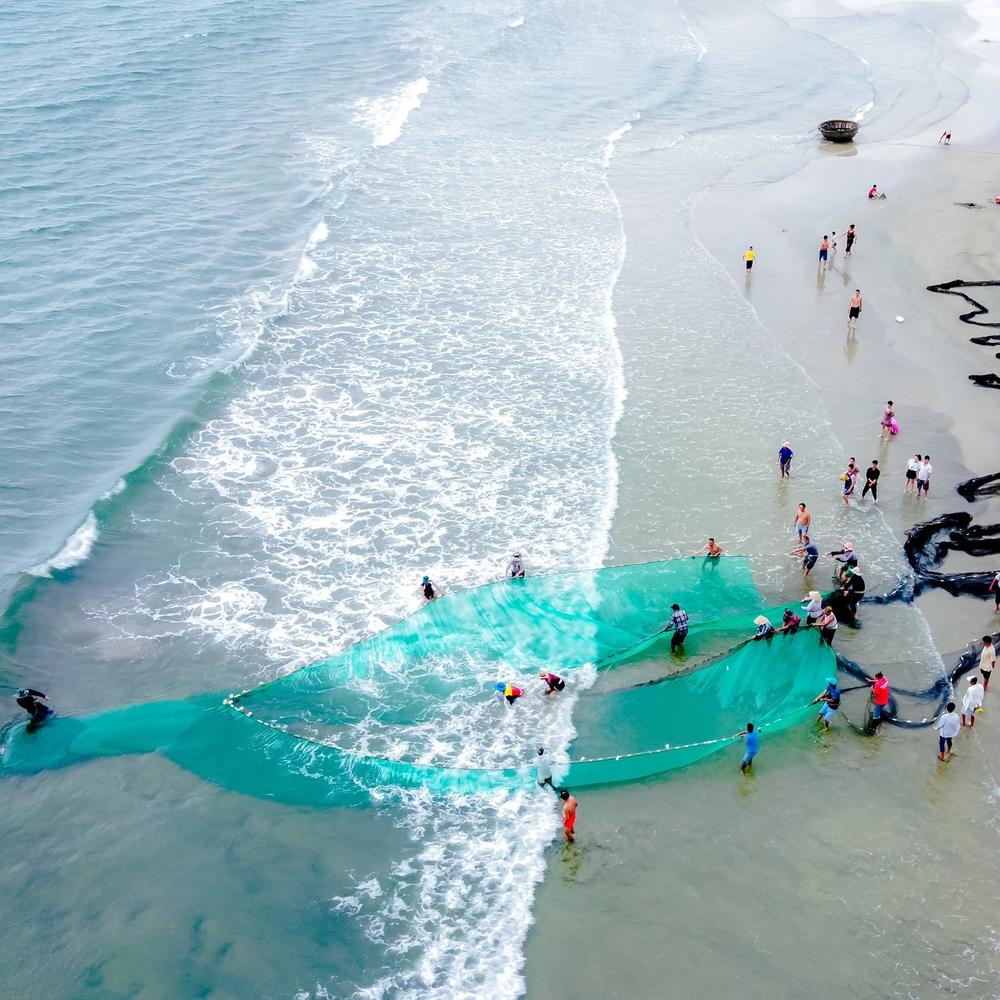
[536,752,552,781]
[907,458,922,474]
[918,462,932,480]
[934,712,961,738]
[981,645,996,672]
[963,684,985,714]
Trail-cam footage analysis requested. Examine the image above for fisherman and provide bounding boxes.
[962,677,984,727]
[735,722,759,773]
[693,537,723,558]
[560,789,578,842]
[753,615,775,641]
[538,670,566,695]
[506,553,526,579]
[828,542,858,582]
[789,534,819,575]
[814,606,839,647]
[839,567,866,617]
[802,590,823,626]
[536,746,554,788]
[419,575,443,603]
[812,678,841,729]
[663,603,689,651]
[16,687,52,723]
[866,671,891,723]
[494,681,523,705]
[777,608,800,635]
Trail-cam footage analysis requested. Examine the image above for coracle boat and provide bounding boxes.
[818,119,859,142]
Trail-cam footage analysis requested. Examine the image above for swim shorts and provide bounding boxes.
[796,524,806,538]
[819,249,828,260]
[804,555,818,571]
[746,260,753,270]
[849,307,861,319]
[916,479,928,492]
[564,815,576,832]
[820,704,837,722]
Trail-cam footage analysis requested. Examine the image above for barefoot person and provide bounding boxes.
[559,789,578,842]
[802,590,823,626]
[844,224,857,256]
[818,234,830,270]
[505,553,526,579]
[880,401,895,441]
[793,502,810,539]
[538,671,566,695]
[934,702,960,761]
[848,289,862,332]
[779,442,793,478]
[790,534,819,575]
[961,677,984,727]
[693,537,723,558]
[866,671,891,723]
[905,453,922,493]
[841,460,857,504]
[861,460,880,502]
[813,678,841,729]
[735,722,759,773]
[419,576,443,603]
[980,635,995,691]
[536,746,554,788]
[663,603,689,651]
[990,573,1000,614]
[744,246,755,273]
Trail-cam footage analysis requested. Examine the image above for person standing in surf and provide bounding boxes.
[905,453,922,493]
[916,456,932,497]
[979,635,995,691]
[861,460,880,502]
[793,502,810,539]
[845,224,857,256]
[818,234,830,270]
[735,722,759,773]
[692,537,723,558]
[848,289,862,332]
[419,576,443,602]
[779,442,793,478]
[934,702,960,761]
[560,789,578,842]
[505,553,525,579]
[663,603,689,652]
[961,677,984,727]
[880,401,895,441]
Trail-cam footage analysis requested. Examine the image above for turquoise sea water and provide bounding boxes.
[0,0,981,996]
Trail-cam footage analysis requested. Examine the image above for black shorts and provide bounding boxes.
[906,470,917,480]
[746,260,753,269]
[849,307,861,319]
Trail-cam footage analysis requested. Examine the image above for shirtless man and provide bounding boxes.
[848,289,862,332]
[793,503,811,540]
[693,538,723,558]
[560,789,578,842]
[818,235,830,270]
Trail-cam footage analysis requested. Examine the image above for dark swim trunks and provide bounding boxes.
[849,307,860,319]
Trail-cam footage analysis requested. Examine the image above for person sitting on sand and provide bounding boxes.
[693,538,723,558]
[868,184,885,199]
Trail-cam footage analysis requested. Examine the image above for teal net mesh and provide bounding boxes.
[1,557,833,804]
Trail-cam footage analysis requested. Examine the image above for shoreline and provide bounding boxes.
[524,1,1000,997]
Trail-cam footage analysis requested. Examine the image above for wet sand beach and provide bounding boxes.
[525,2,1000,997]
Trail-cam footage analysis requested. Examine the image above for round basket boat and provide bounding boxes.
[818,119,859,143]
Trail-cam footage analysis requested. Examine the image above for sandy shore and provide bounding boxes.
[524,2,1000,997]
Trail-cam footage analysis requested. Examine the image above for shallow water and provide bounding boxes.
[0,0,988,997]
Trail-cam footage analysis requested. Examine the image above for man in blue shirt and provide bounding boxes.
[812,678,841,729]
[735,722,759,773]
[778,442,793,478]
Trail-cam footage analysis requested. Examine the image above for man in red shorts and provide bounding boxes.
[560,789,578,843]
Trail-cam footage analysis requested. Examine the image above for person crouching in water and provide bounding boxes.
[752,616,775,640]
[538,671,565,695]
[494,681,523,705]
[419,575,443,603]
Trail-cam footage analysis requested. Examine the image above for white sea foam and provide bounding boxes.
[29,512,98,577]
[508,15,524,27]
[354,78,429,148]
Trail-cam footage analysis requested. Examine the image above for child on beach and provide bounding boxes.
[744,246,755,273]
[961,677,984,726]
[841,461,857,503]
[735,722,759,773]
[559,789,578,842]
[934,702,961,760]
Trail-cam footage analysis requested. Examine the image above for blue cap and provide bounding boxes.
[422,576,429,584]
[494,681,506,691]
[827,678,838,687]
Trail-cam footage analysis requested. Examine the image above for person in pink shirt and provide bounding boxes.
[866,671,890,723]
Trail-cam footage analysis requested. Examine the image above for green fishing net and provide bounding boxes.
[1,558,833,804]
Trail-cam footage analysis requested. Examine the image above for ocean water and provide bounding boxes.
[0,0,984,997]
